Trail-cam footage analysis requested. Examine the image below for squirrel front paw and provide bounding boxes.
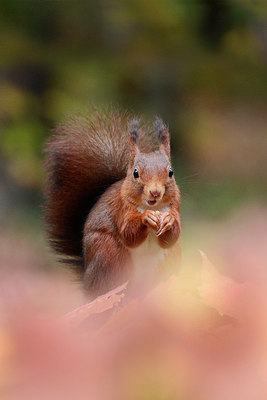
[156,211,175,237]
[142,210,160,231]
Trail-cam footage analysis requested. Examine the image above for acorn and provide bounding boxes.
[155,210,162,224]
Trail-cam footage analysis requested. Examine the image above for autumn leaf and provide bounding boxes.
[198,250,252,319]
[62,281,128,328]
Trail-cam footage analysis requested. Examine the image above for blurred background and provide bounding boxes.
[0,0,266,274]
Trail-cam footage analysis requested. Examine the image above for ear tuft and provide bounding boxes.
[129,118,140,144]
[128,118,140,161]
[154,117,170,158]
[154,117,167,143]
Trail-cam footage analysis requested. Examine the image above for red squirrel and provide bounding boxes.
[45,108,181,296]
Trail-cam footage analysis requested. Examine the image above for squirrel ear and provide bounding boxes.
[129,119,140,160]
[155,117,170,159]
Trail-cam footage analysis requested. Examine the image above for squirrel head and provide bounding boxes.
[123,118,179,209]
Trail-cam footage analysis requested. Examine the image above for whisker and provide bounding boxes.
[177,172,200,182]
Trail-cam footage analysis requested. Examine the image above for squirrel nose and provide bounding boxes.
[150,190,161,199]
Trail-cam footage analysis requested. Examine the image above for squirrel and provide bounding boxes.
[44,108,181,297]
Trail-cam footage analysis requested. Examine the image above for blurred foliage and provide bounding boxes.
[0,0,266,224]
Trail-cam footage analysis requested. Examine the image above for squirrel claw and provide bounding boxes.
[156,221,172,237]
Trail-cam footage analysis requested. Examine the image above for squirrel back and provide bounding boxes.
[44,108,156,272]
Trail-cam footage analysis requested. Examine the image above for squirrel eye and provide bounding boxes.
[169,168,173,178]
[133,168,139,179]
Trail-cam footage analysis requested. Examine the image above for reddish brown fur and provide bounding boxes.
[44,107,181,296]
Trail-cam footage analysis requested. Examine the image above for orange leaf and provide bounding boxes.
[62,281,127,327]
[198,250,251,319]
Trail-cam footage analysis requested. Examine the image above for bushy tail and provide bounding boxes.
[44,107,155,272]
